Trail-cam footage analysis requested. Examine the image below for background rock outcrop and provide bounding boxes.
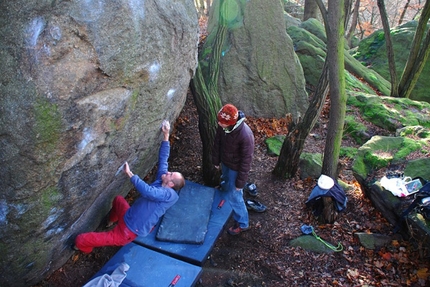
[353,21,430,103]
[0,0,198,285]
[207,0,309,118]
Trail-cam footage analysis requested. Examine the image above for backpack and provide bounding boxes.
[394,177,430,232]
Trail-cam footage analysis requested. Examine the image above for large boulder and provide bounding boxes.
[352,136,430,244]
[0,0,198,285]
[204,0,308,118]
[352,21,430,102]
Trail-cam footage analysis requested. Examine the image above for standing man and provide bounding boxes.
[74,121,185,253]
[212,104,255,235]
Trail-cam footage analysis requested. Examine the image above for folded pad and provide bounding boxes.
[156,181,215,244]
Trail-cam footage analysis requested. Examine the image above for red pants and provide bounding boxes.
[75,196,137,253]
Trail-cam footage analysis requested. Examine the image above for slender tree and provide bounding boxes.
[273,61,329,178]
[321,0,346,179]
[398,0,411,25]
[319,0,347,224]
[377,0,399,97]
[346,0,361,47]
[273,0,330,179]
[398,0,430,98]
[344,0,353,31]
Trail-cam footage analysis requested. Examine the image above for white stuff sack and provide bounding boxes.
[380,176,409,197]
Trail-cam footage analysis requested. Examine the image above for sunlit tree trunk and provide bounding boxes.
[320,0,346,224]
[322,0,346,179]
[377,0,398,97]
[398,0,430,99]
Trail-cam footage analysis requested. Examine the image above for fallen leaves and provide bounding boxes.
[380,251,392,261]
[417,268,430,279]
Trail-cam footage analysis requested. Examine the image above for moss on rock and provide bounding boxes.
[353,136,429,181]
[347,93,430,132]
[34,98,62,150]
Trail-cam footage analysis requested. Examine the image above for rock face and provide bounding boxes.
[206,0,308,118]
[0,0,198,285]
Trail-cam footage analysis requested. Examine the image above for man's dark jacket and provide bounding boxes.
[212,111,255,189]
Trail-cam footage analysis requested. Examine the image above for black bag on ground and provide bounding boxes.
[394,177,430,232]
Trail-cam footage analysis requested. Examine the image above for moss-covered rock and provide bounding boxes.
[347,92,430,132]
[352,136,428,181]
[339,147,358,159]
[352,21,430,102]
[344,115,370,145]
[299,152,323,179]
[289,235,338,253]
[404,158,430,180]
[264,135,285,156]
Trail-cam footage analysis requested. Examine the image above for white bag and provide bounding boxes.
[380,176,410,197]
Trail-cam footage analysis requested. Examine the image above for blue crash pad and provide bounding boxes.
[134,182,232,266]
[90,242,202,287]
[156,180,215,244]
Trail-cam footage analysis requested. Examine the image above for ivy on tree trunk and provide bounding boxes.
[190,0,242,186]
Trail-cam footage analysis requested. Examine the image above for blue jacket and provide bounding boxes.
[305,182,347,216]
[123,141,179,237]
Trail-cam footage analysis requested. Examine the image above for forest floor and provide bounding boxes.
[34,92,430,287]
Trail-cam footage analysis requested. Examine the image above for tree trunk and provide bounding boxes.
[195,0,206,18]
[321,197,338,223]
[273,61,329,178]
[206,0,211,15]
[344,0,353,31]
[398,0,411,25]
[346,0,361,47]
[402,28,430,99]
[398,0,430,98]
[190,3,230,186]
[377,0,398,97]
[273,0,330,179]
[321,0,346,223]
[303,0,319,21]
[190,66,222,186]
[322,0,346,178]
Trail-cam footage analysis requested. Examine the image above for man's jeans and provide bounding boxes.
[220,163,249,228]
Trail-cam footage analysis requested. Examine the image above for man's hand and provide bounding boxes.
[123,162,134,178]
[162,120,170,141]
